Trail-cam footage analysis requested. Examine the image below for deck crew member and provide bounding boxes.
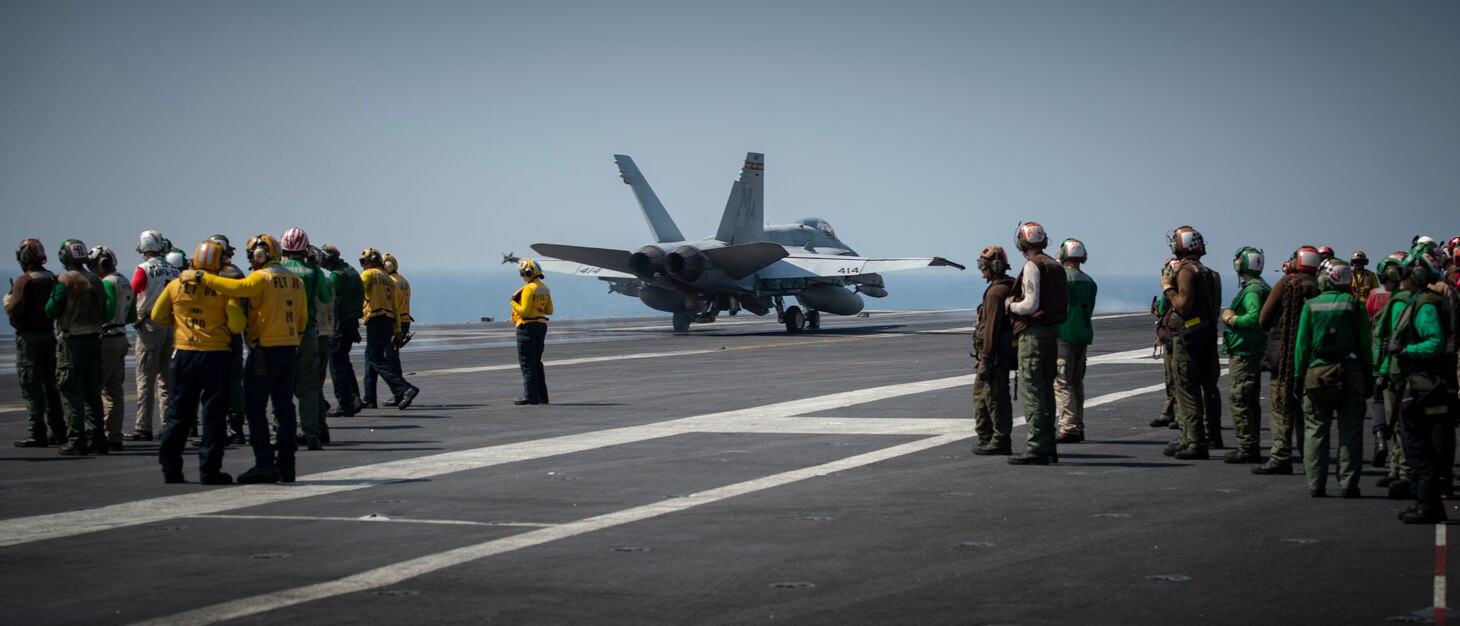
[1055,238,1097,444]
[1293,259,1371,497]
[1006,222,1067,465]
[972,246,1015,455]
[512,259,553,406]
[8,239,65,448]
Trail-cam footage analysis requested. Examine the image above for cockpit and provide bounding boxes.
[793,217,836,241]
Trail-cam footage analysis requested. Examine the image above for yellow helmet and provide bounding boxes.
[383,253,398,274]
[359,247,383,268]
[192,241,224,273]
[518,258,543,279]
[246,234,281,267]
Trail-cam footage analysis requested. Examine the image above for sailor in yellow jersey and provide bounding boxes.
[183,234,308,484]
[365,253,414,407]
[359,248,419,410]
[151,241,244,485]
[512,259,553,405]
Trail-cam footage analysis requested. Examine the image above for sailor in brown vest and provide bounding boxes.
[1006,222,1068,465]
[1160,226,1220,460]
[47,239,111,455]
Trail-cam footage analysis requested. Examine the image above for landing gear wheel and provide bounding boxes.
[784,306,806,333]
[672,311,691,333]
[806,309,820,330]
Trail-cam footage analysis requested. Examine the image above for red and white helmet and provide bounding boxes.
[1233,246,1264,276]
[280,228,310,253]
[1292,245,1321,275]
[1169,226,1205,256]
[1316,246,1335,260]
[1318,259,1352,291]
[1015,222,1048,251]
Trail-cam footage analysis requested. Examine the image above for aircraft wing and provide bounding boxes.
[758,253,964,279]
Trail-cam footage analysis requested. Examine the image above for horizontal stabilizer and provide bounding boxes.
[758,254,962,280]
[531,243,636,276]
[536,258,636,280]
[702,242,788,280]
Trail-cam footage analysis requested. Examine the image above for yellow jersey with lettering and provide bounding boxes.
[390,272,412,323]
[511,280,552,326]
[361,268,399,333]
[196,264,308,348]
[151,276,245,351]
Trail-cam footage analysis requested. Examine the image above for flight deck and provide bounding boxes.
[0,311,1450,625]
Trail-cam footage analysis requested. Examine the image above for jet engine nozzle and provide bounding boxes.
[664,246,706,282]
[629,246,667,279]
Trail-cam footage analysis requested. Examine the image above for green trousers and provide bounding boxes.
[973,361,1012,447]
[1172,336,1216,448]
[1227,354,1263,454]
[15,331,64,441]
[1267,376,1298,463]
[1384,386,1411,481]
[295,323,325,439]
[1017,325,1058,456]
[1302,362,1366,491]
[58,334,104,448]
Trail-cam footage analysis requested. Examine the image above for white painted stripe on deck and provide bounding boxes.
[134,433,967,626]
[190,514,554,528]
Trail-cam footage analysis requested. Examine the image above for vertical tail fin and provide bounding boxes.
[614,155,685,244]
[715,152,765,244]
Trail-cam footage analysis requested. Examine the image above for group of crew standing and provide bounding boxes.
[6,230,420,485]
[973,223,1460,525]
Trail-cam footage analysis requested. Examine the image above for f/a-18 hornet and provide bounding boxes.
[531,153,964,333]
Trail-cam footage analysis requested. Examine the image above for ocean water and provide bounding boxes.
[410,269,1165,326]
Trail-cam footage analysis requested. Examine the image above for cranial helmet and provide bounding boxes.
[1233,246,1264,277]
[1318,259,1352,292]
[16,239,46,266]
[1316,246,1335,261]
[359,247,383,269]
[1377,251,1409,284]
[1349,250,1368,266]
[1281,259,1292,275]
[247,234,281,267]
[88,245,117,272]
[209,234,235,259]
[137,230,166,255]
[519,258,543,279]
[1169,226,1205,257]
[165,249,187,270]
[383,253,398,274]
[192,241,224,273]
[977,246,1009,274]
[58,239,88,267]
[1292,246,1321,275]
[1014,222,1048,252]
[1057,238,1087,263]
[1407,243,1442,285]
[280,228,309,254]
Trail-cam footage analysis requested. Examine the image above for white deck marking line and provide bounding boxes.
[0,366,1176,549]
[134,433,967,626]
[1437,524,1449,623]
[189,514,554,528]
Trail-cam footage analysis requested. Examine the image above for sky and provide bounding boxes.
[2,0,1458,286]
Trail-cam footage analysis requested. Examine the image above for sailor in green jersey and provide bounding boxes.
[1372,253,1413,495]
[1293,259,1372,498]
[1220,247,1270,464]
[1055,239,1097,444]
[279,229,333,450]
[1389,249,1452,524]
[322,245,364,416]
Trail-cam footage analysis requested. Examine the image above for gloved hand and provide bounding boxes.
[349,325,362,344]
[1386,340,1408,357]
[1220,309,1237,326]
[2,292,11,309]
[183,270,205,284]
[391,333,404,350]
[1159,275,1175,293]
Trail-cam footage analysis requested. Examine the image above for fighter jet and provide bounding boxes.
[531,153,964,333]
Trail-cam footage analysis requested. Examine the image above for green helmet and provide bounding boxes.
[1232,246,1264,276]
[1407,243,1442,285]
[1317,259,1352,292]
[58,239,88,266]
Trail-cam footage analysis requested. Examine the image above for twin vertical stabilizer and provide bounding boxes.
[615,155,685,244]
[715,153,765,245]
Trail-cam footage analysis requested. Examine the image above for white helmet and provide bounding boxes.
[137,230,166,254]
